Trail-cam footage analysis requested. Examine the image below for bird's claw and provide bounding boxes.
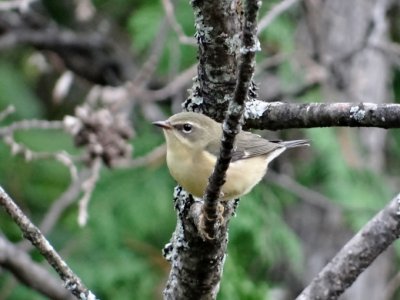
[198,202,225,240]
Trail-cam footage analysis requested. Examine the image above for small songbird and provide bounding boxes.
[153,112,308,201]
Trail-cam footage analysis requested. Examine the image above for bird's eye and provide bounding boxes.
[182,123,192,133]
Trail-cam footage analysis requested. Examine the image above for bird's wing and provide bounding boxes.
[231,131,284,161]
[205,130,285,162]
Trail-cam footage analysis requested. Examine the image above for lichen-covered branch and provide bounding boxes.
[202,0,260,239]
[296,193,400,300]
[0,186,97,300]
[183,0,242,119]
[244,101,400,130]
[163,188,236,300]
[163,0,260,299]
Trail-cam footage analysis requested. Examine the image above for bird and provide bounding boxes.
[153,112,309,201]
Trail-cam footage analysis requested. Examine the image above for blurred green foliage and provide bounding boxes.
[0,0,398,299]
[0,62,43,120]
[127,0,196,73]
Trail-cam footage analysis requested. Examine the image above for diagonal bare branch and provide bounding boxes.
[0,186,97,300]
[296,193,400,300]
[0,235,75,300]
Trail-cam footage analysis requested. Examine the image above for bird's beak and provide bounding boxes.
[152,120,172,130]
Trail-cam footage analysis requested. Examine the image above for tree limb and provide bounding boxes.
[296,193,400,300]
[202,0,260,238]
[244,101,400,130]
[0,235,75,300]
[162,188,236,299]
[0,186,97,300]
[183,0,242,119]
[163,0,260,298]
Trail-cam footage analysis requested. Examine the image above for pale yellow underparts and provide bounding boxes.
[164,127,285,201]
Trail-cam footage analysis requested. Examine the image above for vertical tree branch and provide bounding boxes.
[163,0,260,299]
[202,0,260,238]
[183,0,242,119]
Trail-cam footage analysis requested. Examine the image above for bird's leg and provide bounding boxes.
[198,197,225,240]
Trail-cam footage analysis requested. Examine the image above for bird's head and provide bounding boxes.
[153,112,221,151]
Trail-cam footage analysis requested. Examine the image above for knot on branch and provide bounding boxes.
[63,105,133,167]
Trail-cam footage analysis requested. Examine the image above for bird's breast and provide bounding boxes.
[166,144,270,200]
[166,147,215,198]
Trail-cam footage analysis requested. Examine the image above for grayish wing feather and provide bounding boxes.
[205,130,308,162]
[204,137,222,158]
[232,131,283,161]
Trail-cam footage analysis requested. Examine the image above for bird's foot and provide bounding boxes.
[198,202,225,240]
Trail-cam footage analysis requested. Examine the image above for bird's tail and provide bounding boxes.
[281,139,310,148]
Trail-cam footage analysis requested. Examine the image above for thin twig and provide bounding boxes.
[0,105,15,122]
[258,0,302,33]
[201,0,260,239]
[161,0,197,45]
[40,170,90,235]
[132,18,169,86]
[267,171,337,210]
[0,120,64,136]
[78,158,102,227]
[128,63,197,102]
[2,134,78,181]
[17,169,90,252]
[113,144,166,169]
[0,186,97,300]
[0,10,124,85]
[254,52,288,75]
